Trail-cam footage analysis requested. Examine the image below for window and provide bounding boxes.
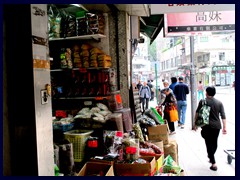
[200,36,209,42]
[175,57,178,67]
[203,53,210,62]
[166,60,170,69]
[169,39,173,48]
[161,62,165,70]
[197,56,203,63]
[171,58,174,68]
[219,52,225,61]
[222,38,229,43]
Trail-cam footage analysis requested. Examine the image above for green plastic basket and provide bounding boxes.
[64,130,93,162]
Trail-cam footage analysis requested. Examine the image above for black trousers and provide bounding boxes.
[140,97,149,112]
[164,111,175,132]
[201,125,220,164]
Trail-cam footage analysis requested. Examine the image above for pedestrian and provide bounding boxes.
[232,81,235,91]
[147,80,154,101]
[174,76,189,129]
[163,79,169,88]
[161,87,177,135]
[136,80,142,91]
[194,86,227,171]
[197,81,204,100]
[158,80,171,105]
[139,81,151,113]
[169,77,178,93]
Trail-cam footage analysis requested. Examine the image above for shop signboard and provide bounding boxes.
[151,4,235,14]
[164,10,235,36]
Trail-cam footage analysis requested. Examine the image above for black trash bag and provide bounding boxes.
[138,115,156,127]
[144,109,161,125]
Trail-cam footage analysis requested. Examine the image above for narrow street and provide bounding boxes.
[149,86,235,176]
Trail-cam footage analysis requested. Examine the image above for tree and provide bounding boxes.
[147,38,157,62]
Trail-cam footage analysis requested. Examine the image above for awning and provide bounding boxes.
[140,14,164,44]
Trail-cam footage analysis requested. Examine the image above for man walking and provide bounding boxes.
[174,76,189,129]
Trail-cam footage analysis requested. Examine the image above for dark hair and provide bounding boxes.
[178,76,183,81]
[171,77,177,83]
[199,81,202,83]
[206,86,216,96]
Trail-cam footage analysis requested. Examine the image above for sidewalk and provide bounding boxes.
[149,96,235,176]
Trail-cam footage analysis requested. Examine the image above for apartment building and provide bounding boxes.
[156,31,235,86]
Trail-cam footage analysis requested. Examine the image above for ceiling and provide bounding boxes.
[114,4,150,16]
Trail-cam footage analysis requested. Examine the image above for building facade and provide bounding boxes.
[156,32,235,86]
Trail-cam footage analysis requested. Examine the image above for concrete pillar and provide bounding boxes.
[3,4,54,176]
[108,11,130,108]
[117,11,130,107]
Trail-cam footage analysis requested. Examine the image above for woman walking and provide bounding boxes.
[194,86,227,171]
[197,81,204,101]
[161,87,178,135]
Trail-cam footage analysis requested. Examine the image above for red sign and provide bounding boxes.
[55,110,67,118]
[165,11,235,36]
[116,131,123,137]
[88,140,98,148]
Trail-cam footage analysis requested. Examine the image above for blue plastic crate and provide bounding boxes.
[53,123,74,132]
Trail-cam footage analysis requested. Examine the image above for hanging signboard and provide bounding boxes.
[151,4,235,14]
[164,10,235,36]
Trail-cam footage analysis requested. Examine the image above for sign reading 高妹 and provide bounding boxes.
[164,10,235,36]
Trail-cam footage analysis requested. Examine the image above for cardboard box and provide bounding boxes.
[78,162,114,176]
[163,139,178,164]
[90,157,115,165]
[155,153,164,173]
[140,153,164,175]
[114,156,156,176]
[147,124,169,145]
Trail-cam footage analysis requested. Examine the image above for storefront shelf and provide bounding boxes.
[49,34,106,41]
[53,96,110,100]
[51,67,111,72]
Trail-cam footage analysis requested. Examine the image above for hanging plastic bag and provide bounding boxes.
[169,106,179,122]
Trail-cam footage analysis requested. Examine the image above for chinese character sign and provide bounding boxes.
[165,10,235,36]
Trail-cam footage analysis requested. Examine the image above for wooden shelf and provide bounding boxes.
[50,67,111,72]
[53,96,110,100]
[49,34,106,42]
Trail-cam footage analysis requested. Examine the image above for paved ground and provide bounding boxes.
[149,86,235,176]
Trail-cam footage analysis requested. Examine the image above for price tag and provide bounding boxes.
[55,110,67,118]
[88,140,98,148]
[116,131,123,137]
[116,94,122,104]
[126,147,137,154]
